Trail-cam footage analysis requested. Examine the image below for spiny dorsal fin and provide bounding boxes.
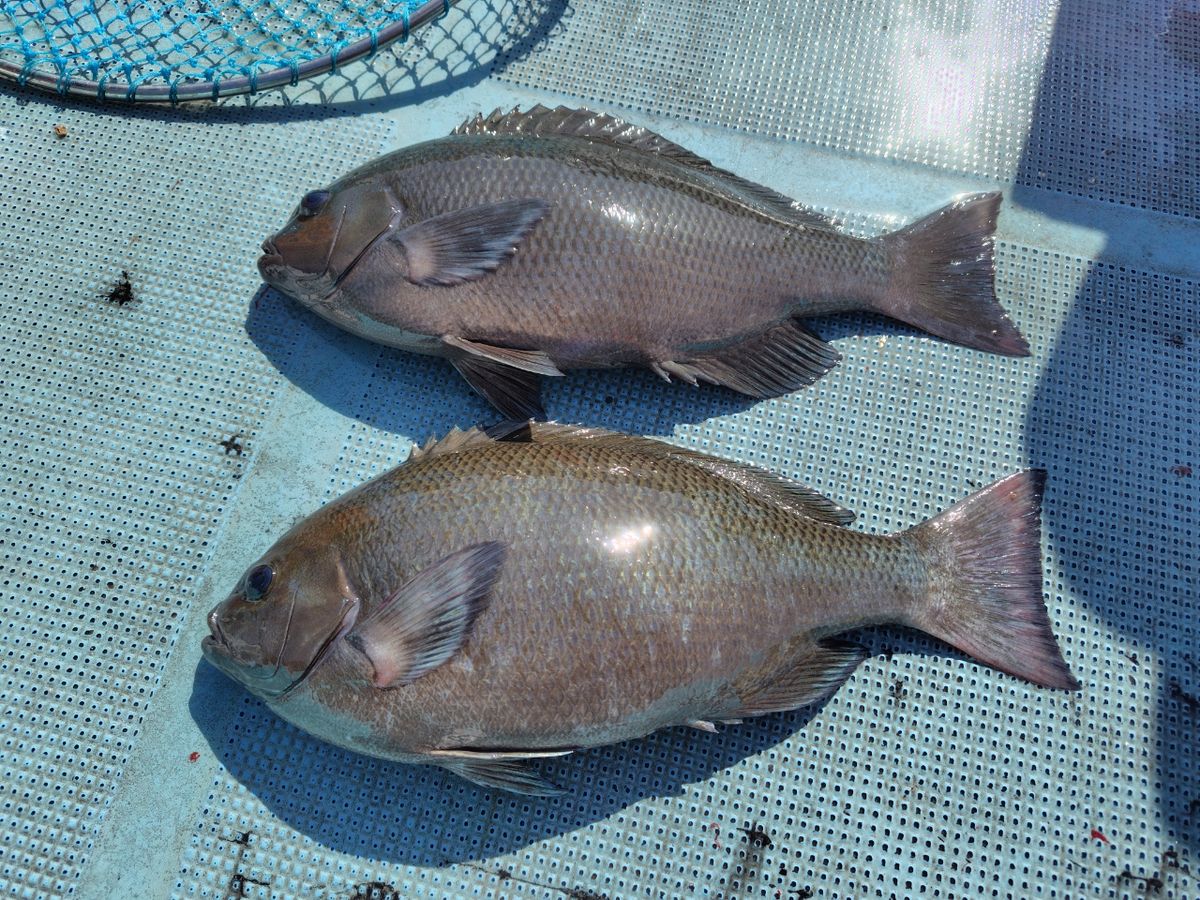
[408,426,496,462]
[407,421,540,462]
[452,105,836,231]
[519,423,855,525]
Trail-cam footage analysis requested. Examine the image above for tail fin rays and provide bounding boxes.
[879,192,1030,357]
[906,470,1079,690]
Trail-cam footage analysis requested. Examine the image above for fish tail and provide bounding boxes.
[878,192,1030,356]
[905,470,1079,690]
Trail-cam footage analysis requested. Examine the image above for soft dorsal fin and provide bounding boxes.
[497,422,854,525]
[452,105,836,231]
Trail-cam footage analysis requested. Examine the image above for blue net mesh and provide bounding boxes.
[0,0,450,100]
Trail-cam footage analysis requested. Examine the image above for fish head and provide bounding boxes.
[202,538,359,700]
[257,179,405,304]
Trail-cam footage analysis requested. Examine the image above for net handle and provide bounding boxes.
[0,0,453,102]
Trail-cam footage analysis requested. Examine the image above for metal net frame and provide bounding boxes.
[0,0,453,101]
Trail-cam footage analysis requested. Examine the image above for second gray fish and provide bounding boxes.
[259,106,1028,418]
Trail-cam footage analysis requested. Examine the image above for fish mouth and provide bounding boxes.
[256,251,331,300]
[205,607,227,647]
[201,611,232,675]
[201,608,231,671]
[257,247,284,277]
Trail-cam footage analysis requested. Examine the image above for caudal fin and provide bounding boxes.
[880,192,1030,356]
[906,470,1079,690]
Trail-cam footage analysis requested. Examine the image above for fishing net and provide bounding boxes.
[0,0,452,101]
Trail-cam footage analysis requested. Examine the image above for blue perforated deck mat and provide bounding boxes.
[0,1,1196,897]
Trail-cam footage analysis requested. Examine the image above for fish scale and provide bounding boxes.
[203,424,1077,794]
[346,150,821,345]
[258,106,1028,418]
[284,440,888,741]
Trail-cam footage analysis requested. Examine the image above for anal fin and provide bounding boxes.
[662,319,840,399]
[429,748,571,796]
[731,639,867,717]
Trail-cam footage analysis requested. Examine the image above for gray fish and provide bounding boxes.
[258,106,1028,418]
[202,423,1077,795]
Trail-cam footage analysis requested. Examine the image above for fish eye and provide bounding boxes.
[299,190,331,218]
[243,564,275,602]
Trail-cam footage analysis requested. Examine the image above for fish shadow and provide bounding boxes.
[246,284,775,437]
[1012,0,1200,854]
[246,282,940,439]
[189,625,943,868]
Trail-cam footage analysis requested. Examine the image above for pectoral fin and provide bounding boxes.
[730,639,867,717]
[341,542,506,688]
[429,749,571,796]
[394,199,550,286]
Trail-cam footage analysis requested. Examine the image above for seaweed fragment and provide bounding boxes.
[349,883,401,900]
[742,823,774,849]
[1169,679,1200,713]
[103,271,136,306]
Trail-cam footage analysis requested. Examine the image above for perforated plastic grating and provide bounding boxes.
[173,230,1198,900]
[1,0,1197,898]
[0,105,397,895]
[496,0,1200,217]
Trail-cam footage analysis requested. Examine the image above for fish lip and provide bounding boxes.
[206,607,227,647]
[257,252,284,275]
